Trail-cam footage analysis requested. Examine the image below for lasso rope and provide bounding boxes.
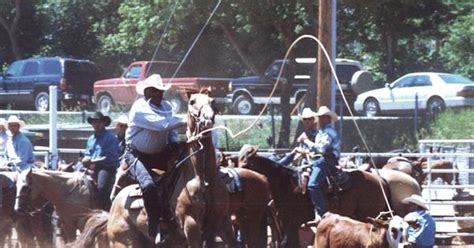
[188,34,394,217]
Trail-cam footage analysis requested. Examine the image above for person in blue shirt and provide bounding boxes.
[298,106,340,220]
[4,115,35,171]
[81,112,120,211]
[402,194,436,248]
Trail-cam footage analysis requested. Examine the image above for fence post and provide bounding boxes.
[414,93,418,136]
[270,103,276,148]
[49,86,58,170]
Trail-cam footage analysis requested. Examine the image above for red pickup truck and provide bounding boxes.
[93,61,231,113]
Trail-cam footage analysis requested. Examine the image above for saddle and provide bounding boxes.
[125,185,144,209]
[218,167,243,193]
[326,168,352,194]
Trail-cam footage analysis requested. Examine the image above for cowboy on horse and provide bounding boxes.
[123,74,186,244]
[296,106,341,221]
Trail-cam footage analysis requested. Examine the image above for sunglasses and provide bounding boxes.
[302,118,314,121]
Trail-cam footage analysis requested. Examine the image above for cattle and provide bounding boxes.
[314,212,409,248]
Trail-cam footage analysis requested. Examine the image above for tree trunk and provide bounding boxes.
[216,20,259,75]
[0,0,23,59]
[277,78,291,148]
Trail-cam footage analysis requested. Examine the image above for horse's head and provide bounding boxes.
[186,93,217,138]
[237,145,303,193]
[15,168,40,214]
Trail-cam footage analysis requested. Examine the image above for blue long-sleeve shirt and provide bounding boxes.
[84,128,120,168]
[5,132,35,170]
[405,209,436,247]
[307,123,341,158]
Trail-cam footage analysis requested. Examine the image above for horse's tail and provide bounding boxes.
[68,210,109,248]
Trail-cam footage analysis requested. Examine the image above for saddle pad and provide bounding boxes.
[125,185,144,210]
[219,167,243,193]
[0,172,16,188]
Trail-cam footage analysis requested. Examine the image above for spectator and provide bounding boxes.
[402,194,436,248]
[114,115,129,156]
[0,118,8,159]
[4,116,34,171]
[299,106,340,220]
[124,74,185,244]
[81,112,120,211]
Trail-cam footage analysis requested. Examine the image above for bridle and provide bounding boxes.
[187,97,216,139]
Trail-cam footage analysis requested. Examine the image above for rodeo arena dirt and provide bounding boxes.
[0,138,473,247]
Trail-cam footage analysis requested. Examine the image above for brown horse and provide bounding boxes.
[238,146,392,248]
[73,93,237,247]
[381,156,458,186]
[109,156,272,248]
[15,169,96,243]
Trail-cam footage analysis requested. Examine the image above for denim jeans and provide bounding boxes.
[95,165,116,211]
[307,157,330,215]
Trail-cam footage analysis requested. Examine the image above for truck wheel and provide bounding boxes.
[97,94,114,114]
[233,95,254,115]
[35,92,49,112]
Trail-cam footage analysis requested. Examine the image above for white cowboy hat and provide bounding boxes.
[402,194,428,210]
[315,106,338,123]
[0,118,6,127]
[136,74,171,95]
[6,115,25,128]
[114,114,129,126]
[300,107,317,121]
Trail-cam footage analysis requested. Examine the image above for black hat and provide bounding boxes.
[87,112,112,126]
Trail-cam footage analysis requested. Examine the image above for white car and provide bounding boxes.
[354,72,474,116]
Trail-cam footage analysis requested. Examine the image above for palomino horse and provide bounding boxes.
[238,146,393,248]
[109,157,272,248]
[74,93,237,247]
[15,169,96,243]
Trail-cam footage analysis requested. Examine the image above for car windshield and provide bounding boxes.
[439,74,473,85]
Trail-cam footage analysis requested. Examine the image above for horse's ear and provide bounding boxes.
[185,88,199,100]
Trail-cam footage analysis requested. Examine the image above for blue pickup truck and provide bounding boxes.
[0,57,101,111]
[225,58,371,115]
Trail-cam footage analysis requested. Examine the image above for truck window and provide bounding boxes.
[23,61,40,76]
[125,65,142,79]
[146,63,179,78]
[5,61,25,77]
[42,60,62,75]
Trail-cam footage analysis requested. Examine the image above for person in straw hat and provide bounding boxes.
[298,106,341,221]
[0,118,8,155]
[402,194,436,247]
[277,107,318,165]
[113,114,129,156]
[3,115,34,171]
[82,111,120,211]
[124,74,186,244]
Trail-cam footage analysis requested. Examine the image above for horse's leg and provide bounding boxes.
[215,216,238,248]
[183,215,202,248]
[236,208,267,248]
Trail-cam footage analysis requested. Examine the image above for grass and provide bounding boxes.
[417,108,474,140]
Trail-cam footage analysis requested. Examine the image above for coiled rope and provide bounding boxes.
[188,34,394,217]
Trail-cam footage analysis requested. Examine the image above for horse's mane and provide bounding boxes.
[249,155,299,181]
